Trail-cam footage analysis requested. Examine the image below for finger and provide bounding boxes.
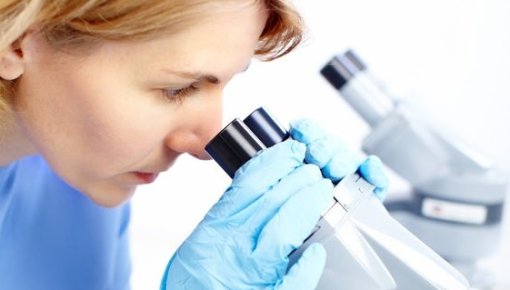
[275,243,327,290]
[289,119,327,144]
[208,140,306,220]
[359,155,389,200]
[373,187,388,201]
[322,148,365,182]
[290,119,366,183]
[305,136,343,168]
[254,179,333,262]
[233,139,306,190]
[246,164,323,235]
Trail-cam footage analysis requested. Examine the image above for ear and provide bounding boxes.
[0,38,26,81]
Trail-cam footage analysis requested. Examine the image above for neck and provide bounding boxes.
[0,108,36,166]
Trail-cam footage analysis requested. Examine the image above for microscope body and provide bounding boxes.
[206,107,470,290]
[321,51,507,282]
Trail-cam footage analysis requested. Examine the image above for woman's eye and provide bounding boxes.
[161,84,199,103]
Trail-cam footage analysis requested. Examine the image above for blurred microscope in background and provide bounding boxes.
[320,50,508,289]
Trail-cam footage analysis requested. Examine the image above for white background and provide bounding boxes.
[130,1,510,289]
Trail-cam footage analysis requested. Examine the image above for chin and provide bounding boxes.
[84,184,136,208]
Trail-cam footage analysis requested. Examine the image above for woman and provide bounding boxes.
[0,0,387,289]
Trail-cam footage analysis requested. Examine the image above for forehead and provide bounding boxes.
[43,1,268,55]
[104,5,268,77]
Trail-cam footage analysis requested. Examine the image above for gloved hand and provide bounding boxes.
[161,140,335,290]
[290,119,389,200]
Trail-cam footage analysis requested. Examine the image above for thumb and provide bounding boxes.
[276,243,327,290]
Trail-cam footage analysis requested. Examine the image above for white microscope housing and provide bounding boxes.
[320,50,508,285]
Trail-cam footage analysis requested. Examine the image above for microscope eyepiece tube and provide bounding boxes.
[205,107,289,178]
[243,107,289,148]
[321,50,395,127]
[205,118,266,178]
[320,50,365,90]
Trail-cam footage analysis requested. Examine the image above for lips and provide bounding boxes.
[133,172,159,184]
[131,154,179,184]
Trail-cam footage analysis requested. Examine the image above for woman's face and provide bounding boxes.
[14,5,268,206]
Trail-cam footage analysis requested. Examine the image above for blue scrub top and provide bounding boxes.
[0,156,131,290]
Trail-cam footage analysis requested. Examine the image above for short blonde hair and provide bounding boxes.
[0,0,303,127]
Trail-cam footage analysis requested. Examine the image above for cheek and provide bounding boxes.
[62,91,170,173]
[18,66,167,175]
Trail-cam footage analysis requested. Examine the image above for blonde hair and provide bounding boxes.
[0,0,303,127]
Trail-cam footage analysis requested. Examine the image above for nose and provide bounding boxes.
[164,95,223,160]
[192,111,223,160]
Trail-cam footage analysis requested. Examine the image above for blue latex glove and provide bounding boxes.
[161,140,335,290]
[290,119,389,200]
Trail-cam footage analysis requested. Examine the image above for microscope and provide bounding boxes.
[205,107,470,289]
[320,50,508,288]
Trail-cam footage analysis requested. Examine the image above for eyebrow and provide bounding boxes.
[161,69,220,84]
[161,63,251,85]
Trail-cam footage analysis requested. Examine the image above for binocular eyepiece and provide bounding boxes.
[205,107,289,178]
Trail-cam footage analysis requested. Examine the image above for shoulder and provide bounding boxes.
[0,155,132,290]
[0,155,48,187]
[0,156,80,211]
[0,156,51,211]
